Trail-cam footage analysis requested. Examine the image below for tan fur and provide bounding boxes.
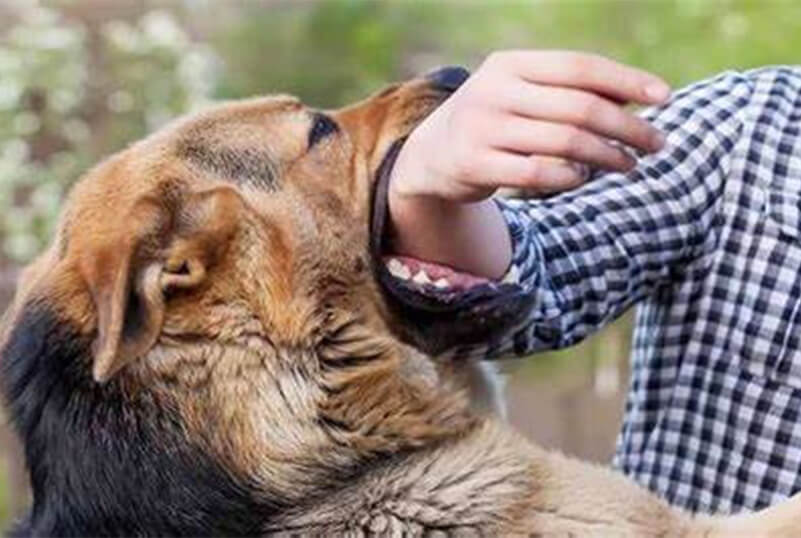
[4,74,801,537]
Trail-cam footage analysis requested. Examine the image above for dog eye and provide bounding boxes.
[308,113,339,149]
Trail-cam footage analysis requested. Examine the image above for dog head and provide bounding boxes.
[0,67,523,535]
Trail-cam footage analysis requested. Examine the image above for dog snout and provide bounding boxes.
[425,65,470,92]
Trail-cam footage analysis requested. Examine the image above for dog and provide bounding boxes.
[3,67,801,537]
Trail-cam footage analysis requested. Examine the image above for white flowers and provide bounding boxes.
[0,6,218,262]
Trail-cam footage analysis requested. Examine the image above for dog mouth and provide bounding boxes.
[381,255,490,292]
[369,138,533,355]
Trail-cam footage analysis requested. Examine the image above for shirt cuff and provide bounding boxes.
[493,196,538,290]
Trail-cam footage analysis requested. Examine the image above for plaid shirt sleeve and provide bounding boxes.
[460,71,753,360]
[399,67,801,514]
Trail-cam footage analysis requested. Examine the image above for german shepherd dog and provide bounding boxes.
[3,67,801,537]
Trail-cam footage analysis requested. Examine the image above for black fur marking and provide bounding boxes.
[0,302,279,537]
[178,141,278,190]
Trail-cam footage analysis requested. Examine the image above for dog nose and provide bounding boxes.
[426,66,470,92]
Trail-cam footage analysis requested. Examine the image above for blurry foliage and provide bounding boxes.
[0,462,7,532]
[3,0,801,263]
[213,2,444,106]
[0,5,88,261]
[0,2,216,261]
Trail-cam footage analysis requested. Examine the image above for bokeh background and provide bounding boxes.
[1,0,800,528]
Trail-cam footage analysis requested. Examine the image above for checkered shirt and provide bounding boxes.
[438,67,801,514]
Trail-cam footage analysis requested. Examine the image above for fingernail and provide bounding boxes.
[645,82,671,102]
[650,130,666,151]
[562,160,586,179]
[622,151,637,170]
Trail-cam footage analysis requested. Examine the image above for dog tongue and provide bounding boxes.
[383,255,490,291]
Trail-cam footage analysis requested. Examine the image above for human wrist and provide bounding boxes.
[387,185,512,280]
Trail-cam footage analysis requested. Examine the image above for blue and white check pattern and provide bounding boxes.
[451,67,801,514]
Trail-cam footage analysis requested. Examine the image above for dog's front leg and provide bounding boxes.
[520,446,801,537]
[518,446,694,537]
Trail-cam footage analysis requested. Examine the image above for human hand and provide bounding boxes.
[387,51,671,279]
[391,50,670,202]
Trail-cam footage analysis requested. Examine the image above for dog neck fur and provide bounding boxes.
[0,284,479,535]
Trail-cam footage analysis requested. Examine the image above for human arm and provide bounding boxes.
[385,62,750,356]
[388,50,671,279]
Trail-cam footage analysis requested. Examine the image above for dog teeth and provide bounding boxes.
[386,259,450,289]
[387,258,411,280]
[412,270,431,285]
[433,278,450,289]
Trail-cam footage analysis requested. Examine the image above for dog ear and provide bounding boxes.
[85,187,243,383]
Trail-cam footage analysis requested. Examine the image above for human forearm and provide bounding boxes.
[388,193,511,280]
[385,51,668,278]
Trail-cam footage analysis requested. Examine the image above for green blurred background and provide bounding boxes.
[1,0,799,529]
